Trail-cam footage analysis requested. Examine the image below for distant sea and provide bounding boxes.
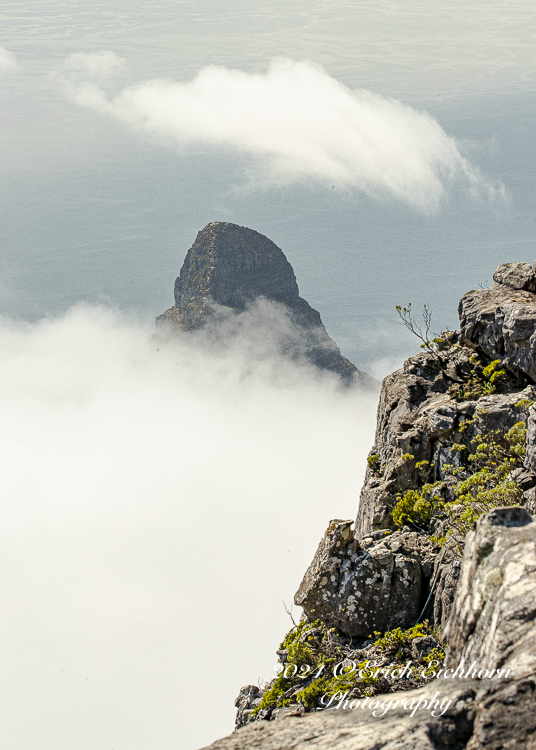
[1,1,535,377]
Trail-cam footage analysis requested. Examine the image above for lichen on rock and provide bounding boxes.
[294,521,427,637]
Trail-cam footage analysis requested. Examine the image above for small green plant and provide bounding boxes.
[451,357,506,401]
[392,418,527,549]
[440,422,526,545]
[252,621,445,720]
[515,398,535,409]
[367,454,381,473]
[392,482,445,528]
[372,622,430,650]
[422,647,446,677]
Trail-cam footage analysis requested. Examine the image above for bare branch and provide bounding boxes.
[395,303,457,382]
[422,304,432,341]
[395,303,437,352]
[283,601,297,628]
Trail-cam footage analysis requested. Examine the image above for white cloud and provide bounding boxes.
[0,46,18,73]
[57,55,502,211]
[59,50,126,81]
[0,303,377,750]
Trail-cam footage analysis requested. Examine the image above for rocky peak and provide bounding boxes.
[156,222,376,387]
[173,222,300,327]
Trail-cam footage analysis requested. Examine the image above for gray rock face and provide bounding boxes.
[354,338,534,539]
[301,315,532,637]
[467,678,536,750]
[294,520,429,637]
[203,679,479,750]
[173,222,301,325]
[441,507,536,750]
[459,282,536,382]
[156,222,375,387]
[522,404,536,513]
[432,556,461,631]
[234,686,262,728]
[349,333,533,631]
[211,261,536,750]
[209,509,536,750]
[524,403,536,476]
[443,506,536,680]
[492,261,536,291]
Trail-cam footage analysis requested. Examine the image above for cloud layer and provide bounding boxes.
[0,304,377,750]
[0,46,18,73]
[58,54,500,210]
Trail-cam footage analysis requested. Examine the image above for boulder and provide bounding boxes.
[493,261,536,291]
[459,281,536,382]
[294,521,428,637]
[443,506,536,679]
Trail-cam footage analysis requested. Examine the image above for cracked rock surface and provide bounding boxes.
[443,506,536,750]
[213,262,536,750]
[355,340,534,538]
[209,509,536,750]
[443,506,536,679]
[492,261,536,292]
[459,281,536,383]
[203,679,478,750]
[294,521,428,636]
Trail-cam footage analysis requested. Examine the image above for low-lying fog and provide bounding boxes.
[0,303,377,749]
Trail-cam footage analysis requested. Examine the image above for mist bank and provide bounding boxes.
[0,304,377,750]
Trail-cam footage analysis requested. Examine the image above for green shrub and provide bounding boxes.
[440,422,526,546]
[367,454,381,473]
[392,418,527,549]
[392,482,444,528]
[451,357,506,401]
[252,620,444,719]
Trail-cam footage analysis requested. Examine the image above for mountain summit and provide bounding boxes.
[156,222,374,387]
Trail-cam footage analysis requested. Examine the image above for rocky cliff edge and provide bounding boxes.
[202,261,536,750]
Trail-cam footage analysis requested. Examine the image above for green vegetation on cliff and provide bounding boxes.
[393,408,530,549]
[252,620,444,718]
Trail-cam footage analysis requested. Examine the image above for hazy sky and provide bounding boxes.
[3,0,536,96]
[1,1,535,372]
[0,2,535,749]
